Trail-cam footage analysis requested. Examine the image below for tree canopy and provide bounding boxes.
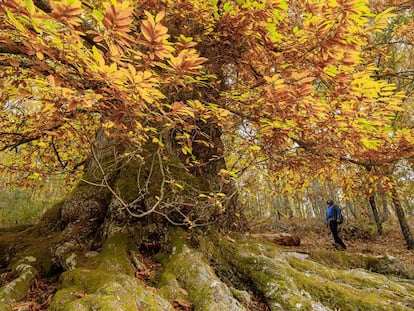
[1,0,413,199]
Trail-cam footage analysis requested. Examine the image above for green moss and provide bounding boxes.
[157,227,246,311]
[114,143,218,207]
[0,264,36,305]
[47,286,81,310]
[97,234,135,275]
[288,256,411,295]
[307,249,413,279]
[49,233,174,311]
[291,269,410,311]
[38,200,63,226]
[0,302,12,311]
[307,249,358,269]
[0,225,34,234]
[114,161,143,203]
[64,292,138,311]
[0,219,61,276]
[152,252,169,265]
[20,234,60,275]
[289,255,414,307]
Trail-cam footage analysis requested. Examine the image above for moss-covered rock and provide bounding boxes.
[204,231,414,311]
[0,220,61,277]
[307,249,413,278]
[287,255,414,310]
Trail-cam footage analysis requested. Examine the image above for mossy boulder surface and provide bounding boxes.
[200,232,414,311]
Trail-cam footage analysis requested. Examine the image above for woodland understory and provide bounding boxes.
[0,207,414,311]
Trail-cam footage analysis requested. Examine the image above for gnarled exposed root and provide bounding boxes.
[158,228,246,311]
[0,259,37,310]
[48,230,174,311]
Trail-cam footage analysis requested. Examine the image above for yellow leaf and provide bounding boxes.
[155,11,165,23]
[36,51,44,60]
[103,121,115,129]
[143,11,155,28]
[92,46,105,67]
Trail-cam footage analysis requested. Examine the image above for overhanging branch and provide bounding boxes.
[292,137,414,168]
[0,123,63,152]
[0,43,22,55]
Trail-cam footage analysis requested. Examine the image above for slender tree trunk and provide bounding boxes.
[380,192,389,222]
[368,193,383,235]
[283,195,293,218]
[345,198,357,219]
[390,187,414,250]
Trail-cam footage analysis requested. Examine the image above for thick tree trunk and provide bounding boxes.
[391,187,414,250]
[52,125,247,266]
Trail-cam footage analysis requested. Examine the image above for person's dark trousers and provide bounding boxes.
[329,220,347,249]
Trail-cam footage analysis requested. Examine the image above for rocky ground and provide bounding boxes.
[289,217,414,269]
[2,216,414,311]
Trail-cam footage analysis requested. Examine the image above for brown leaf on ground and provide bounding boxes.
[172,298,192,310]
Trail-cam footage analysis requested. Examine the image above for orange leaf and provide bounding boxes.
[116,7,134,20]
[46,75,56,87]
[36,51,44,60]
[155,11,165,23]
[74,291,86,298]
[9,59,19,67]
[173,299,192,308]
[93,35,104,42]
[141,21,153,41]
[66,7,83,16]
[116,17,133,27]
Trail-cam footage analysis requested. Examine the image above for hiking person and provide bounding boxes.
[326,199,347,250]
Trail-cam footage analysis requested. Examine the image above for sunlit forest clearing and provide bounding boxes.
[1,0,414,310]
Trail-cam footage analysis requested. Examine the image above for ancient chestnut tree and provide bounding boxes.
[0,0,412,249]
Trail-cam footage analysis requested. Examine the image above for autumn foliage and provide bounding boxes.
[0,0,413,199]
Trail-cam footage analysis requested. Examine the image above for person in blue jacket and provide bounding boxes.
[326,199,347,250]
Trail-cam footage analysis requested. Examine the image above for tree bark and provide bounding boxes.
[380,192,389,222]
[390,187,414,249]
[368,194,383,235]
[51,124,248,267]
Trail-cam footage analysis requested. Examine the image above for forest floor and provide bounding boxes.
[266,216,414,270]
[7,216,414,311]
